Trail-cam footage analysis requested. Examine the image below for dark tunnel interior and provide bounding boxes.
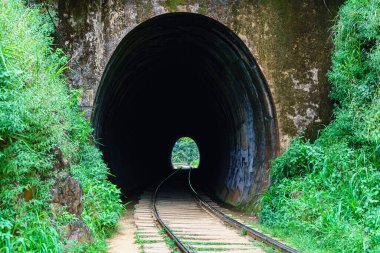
[92,13,278,205]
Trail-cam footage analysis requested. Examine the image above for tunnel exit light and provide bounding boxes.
[171,137,200,169]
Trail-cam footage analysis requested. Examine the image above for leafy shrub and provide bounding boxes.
[0,1,122,252]
[71,145,123,237]
[260,1,380,252]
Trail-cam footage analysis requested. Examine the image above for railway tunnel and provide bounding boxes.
[92,13,278,205]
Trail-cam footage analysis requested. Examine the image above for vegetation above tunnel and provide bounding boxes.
[259,0,380,252]
[0,1,122,251]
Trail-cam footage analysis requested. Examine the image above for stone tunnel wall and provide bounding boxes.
[57,0,343,150]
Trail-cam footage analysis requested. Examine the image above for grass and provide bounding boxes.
[135,229,178,253]
[250,240,280,253]
[0,1,122,252]
[159,229,178,252]
[134,232,146,253]
[258,0,380,252]
[249,220,330,253]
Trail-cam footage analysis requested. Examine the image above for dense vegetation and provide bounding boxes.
[171,137,200,168]
[0,1,122,252]
[260,0,380,252]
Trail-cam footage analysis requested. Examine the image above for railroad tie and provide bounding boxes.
[155,188,266,253]
[134,191,172,253]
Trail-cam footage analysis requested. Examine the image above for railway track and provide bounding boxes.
[134,170,299,253]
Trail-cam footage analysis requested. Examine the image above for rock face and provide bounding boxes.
[55,0,344,205]
[66,219,92,244]
[52,146,70,170]
[51,173,83,215]
[57,0,343,147]
[51,172,91,244]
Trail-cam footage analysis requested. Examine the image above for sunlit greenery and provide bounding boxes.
[259,1,380,252]
[171,137,200,168]
[0,1,122,251]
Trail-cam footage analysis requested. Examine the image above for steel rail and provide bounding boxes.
[152,169,192,253]
[188,168,300,253]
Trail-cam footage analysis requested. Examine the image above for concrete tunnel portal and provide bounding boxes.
[92,13,278,205]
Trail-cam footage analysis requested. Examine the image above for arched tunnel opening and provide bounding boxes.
[92,13,278,205]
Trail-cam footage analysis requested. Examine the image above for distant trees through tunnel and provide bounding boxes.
[92,13,278,205]
[171,137,200,169]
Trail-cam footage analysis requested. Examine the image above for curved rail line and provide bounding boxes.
[152,169,191,253]
[152,169,299,253]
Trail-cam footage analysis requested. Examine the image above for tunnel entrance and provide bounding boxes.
[171,137,200,169]
[92,13,278,205]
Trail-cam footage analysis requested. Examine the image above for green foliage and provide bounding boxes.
[259,1,380,252]
[0,1,122,252]
[164,0,186,11]
[71,146,123,239]
[171,137,200,168]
